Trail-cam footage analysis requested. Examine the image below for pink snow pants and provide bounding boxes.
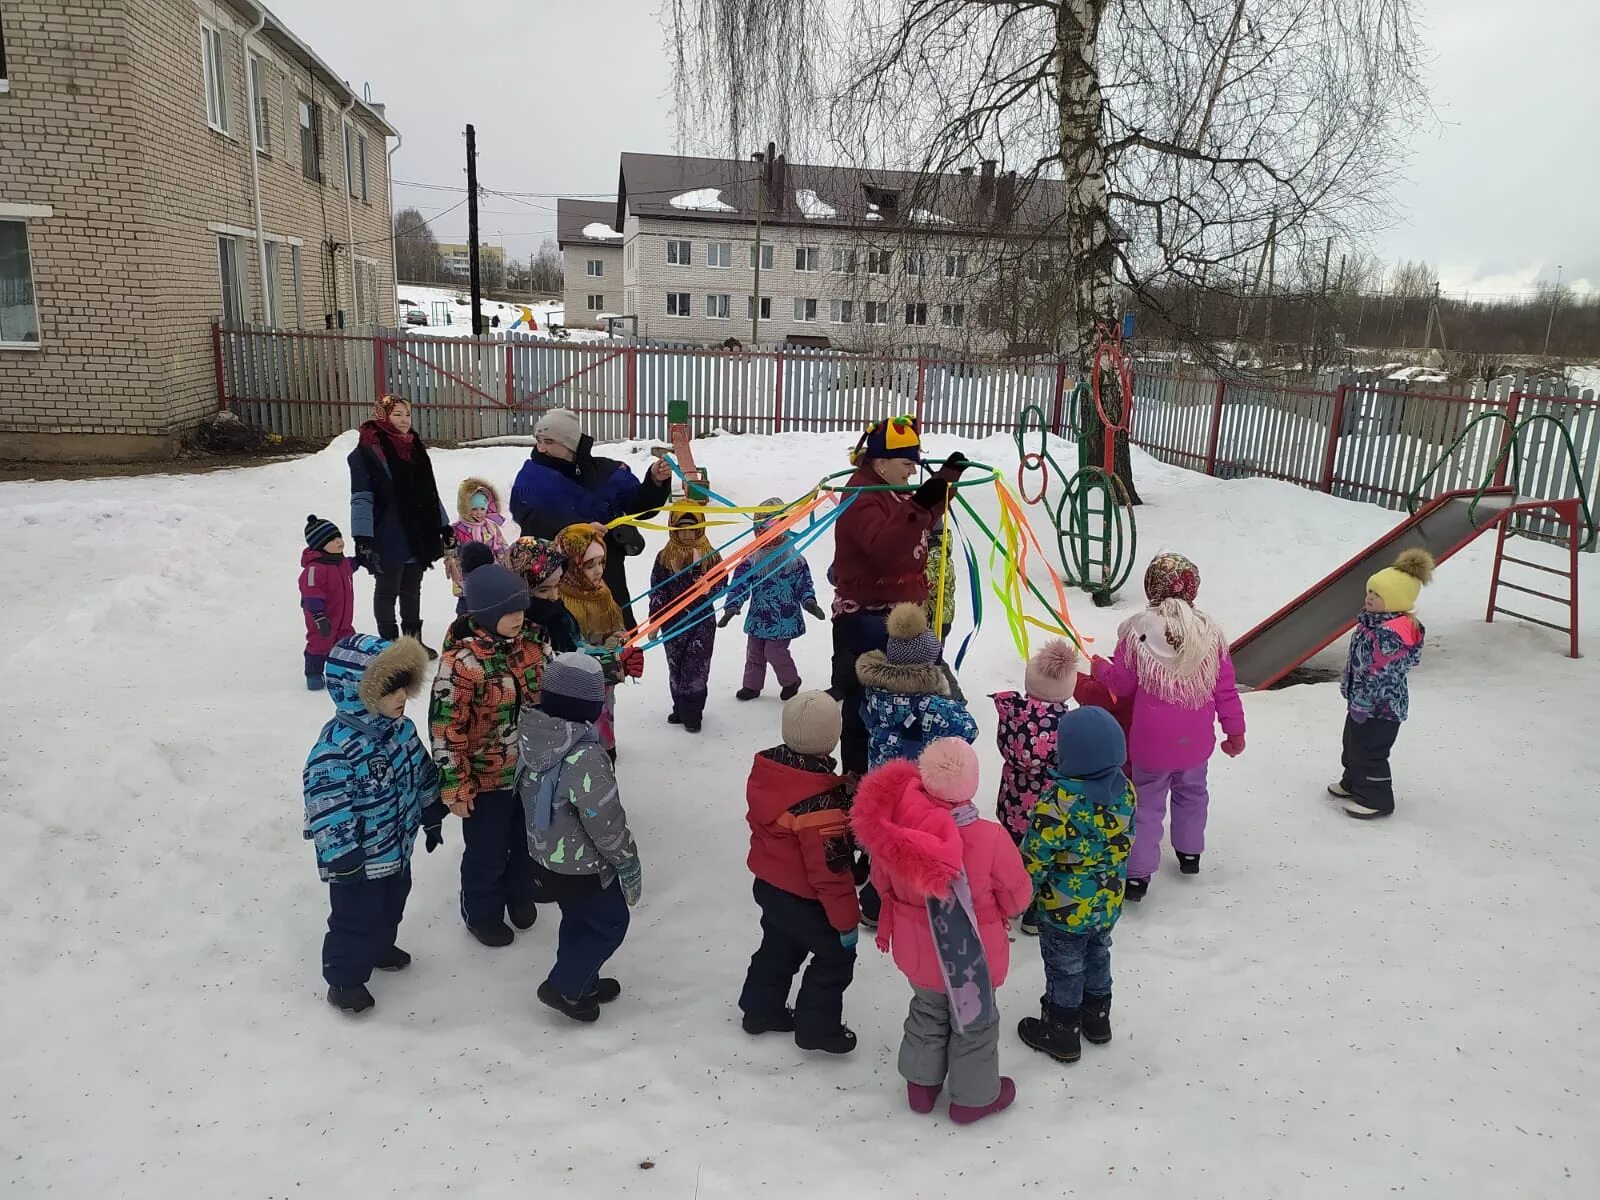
[1128,763,1210,880]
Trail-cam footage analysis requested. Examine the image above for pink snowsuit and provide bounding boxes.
[299,548,356,679]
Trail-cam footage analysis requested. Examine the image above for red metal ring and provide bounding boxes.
[1017,453,1048,505]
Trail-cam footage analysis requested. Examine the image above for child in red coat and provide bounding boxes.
[300,515,358,691]
[739,692,861,1054]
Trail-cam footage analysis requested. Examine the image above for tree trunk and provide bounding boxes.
[1056,0,1141,504]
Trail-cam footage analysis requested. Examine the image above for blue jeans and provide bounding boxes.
[1037,923,1113,1010]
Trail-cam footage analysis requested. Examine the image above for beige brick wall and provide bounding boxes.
[0,0,395,455]
[561,243,623,329]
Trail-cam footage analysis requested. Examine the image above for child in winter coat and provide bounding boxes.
[852,739,1033,1124]
[739,692,861,1053]
[554,523,643,756]
[1330,548,1433,819]
[858,603,979,771]
[446,478,509,612]
[304,634,445,1013]
[517,653,642,1023]
[504,537,582,653]
[299,515,358,691]
[429,563,547,948]
[650,507,722,733]
[1016,706,1135,1064]
[1091,553,1245,901]
[720,498,826,702]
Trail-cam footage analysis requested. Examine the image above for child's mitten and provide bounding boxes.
[804,601,827,620]
[839,928,859,950]
[354,537,383,576]
[1221,733,1245,758]
[718,607,740,627]
[617,857,643,907]
[313,612,332,637]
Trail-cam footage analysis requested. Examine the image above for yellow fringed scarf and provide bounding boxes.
[554,524,626,642]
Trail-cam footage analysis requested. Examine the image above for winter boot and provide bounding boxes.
[1080,993,1113,1045]
[1344,799,1392,820]
[1176,852,1201,875]
[305,674,326,692]
[1019,902,1039,936]
[795,1025,858,1055]
[466,920,515,948]
[508,901,539,931]
[742,1007,796,1036]
[374,946,412,972]
[1327,780,1353,798]
[537,980,600,1023]
[403,623,438,661]
[735,688,760,701]
[584,978,622,1005]
[1018,1002,1081,1062]
[667,712,683,725]
[779,682,801,701]
[907,1082,943,1114]
[682,717,702,734]
[858,883,881,929]
[949,1077,1017,1125]
[1124,877,1149,903]
[327,984,375,1014]
[376,620,401,642]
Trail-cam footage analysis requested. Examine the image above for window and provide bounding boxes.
[666,240,691,266]
[344,125,367,200]
[940,303,965,328]
[290,244,304,328]
[263,241,282,325]
[865,300,890,326]
[832,248,857,274]
[747,296,772,321]
[666,292,691,317]
[867,250,892,275]
[586,259,604,278]
[199,20,230,134]
[625,240,636,269]
[625,289,638,314]
[793,297,818,322]
[749,243,775,271]
[1026,257,1052,282]
[945,253,968,279]
[707,241,732,269]
[0,9,8,92]
[829,299,854,324]
[0,220,41,346]
[217,235,245,325]
[905,302,928,327]
[298,98,322,182]
[706,293,731,320]
[355,257,379,325]
[904,252,927,277]
[248,54,270,153]
[795,246,819,273]
[357,131,368,201]
[586,294,605,311]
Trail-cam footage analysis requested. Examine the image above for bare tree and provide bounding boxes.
[528,239,564,295]
[668,0,1430,502]
[394,208,442,284]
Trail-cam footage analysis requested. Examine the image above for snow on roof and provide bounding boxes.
[866,203,883,221]
[795,188,838,220]
[909,208,953,225]
[669,188,737,213]
[581,221,622,241]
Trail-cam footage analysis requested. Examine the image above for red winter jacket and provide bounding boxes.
[1073,671,1134,771]
[830,465,942,610]
[746,747,861,932]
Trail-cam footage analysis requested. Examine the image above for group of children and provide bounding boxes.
[297,454,1436,1123]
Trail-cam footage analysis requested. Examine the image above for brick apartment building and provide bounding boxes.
[560,149,1070,353]
[0,0,397,461]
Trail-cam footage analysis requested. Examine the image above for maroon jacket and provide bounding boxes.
[830,464,945,610]
[298,548,356,657]
[746,746,861,932]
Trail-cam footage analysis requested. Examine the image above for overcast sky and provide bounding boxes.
[267,0,1597,297]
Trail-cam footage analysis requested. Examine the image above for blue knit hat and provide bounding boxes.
[1055,705,1126,778]
[538,652,607,724]
[885,602,941,666]
[464,563,529,628]
[304,513,341,551]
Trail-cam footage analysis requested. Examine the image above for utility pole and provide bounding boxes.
[466,123,483,337]
[1543,264,1563,357]
[751,162,764,345]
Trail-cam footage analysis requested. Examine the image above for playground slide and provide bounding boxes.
[1230,487,1518,691]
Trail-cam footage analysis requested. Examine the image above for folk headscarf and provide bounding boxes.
[656,506,721,575]
[554,524,625,642]
[1116,597,1224,708]
[369,394,416,462]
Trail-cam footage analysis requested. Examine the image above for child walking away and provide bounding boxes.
[446,478,509,612]
[853,739,1032,1123]
[1016,706,1135,1063]
[300,515,357,691]
[554,524,643,756]
[650,508,722,733]
[430,563,546,948]
[518,653,642,1022]
[1091,553,1245,902]
[720,498,826,702]
[1331,548,1432,819]
[740,692,860,1053]
[304,635,445,1013]
[858,603,979,771]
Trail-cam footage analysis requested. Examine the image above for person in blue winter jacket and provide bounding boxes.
[1329,548,1433,820]
[719,497,828,701]
[303,634,447,1013]
[857,603,979,771]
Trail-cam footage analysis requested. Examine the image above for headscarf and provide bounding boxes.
[554,524,626,642]
[1116,597,1223,708]
[505,536,567,590]
[370,394,415,461]
[656,506,721,575]
[1144,552,1200,605]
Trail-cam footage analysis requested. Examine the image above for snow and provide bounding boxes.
[669,188,737,213]
[3,431,1599,1197]
[395,284,563,339]
[1386,365,1451,384]
[908,208,953,225]
[1568,364,1600,396]
[795,188,838,219]
[581,221,623,242]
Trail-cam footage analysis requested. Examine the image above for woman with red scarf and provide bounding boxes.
[348,396,452,657]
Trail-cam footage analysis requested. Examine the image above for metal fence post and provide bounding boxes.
[625,345,638,439]
[914,356,927,428]
[504,343,514,410]
[1203,377,1226,476]
[1049,359,1068,435]
[371,335,386,407]
[774,350,786,435]
[211,322,227,412]
[1494,389,1523,488]
[1320,382,1348,492]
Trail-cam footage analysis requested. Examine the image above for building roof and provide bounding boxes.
[557,199,625,249]
[615,152,1069,238]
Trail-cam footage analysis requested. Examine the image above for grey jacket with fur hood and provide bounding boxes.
[517,708,637,883]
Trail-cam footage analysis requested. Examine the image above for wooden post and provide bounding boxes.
[1493,389,1522,489]
[625,345,638,439]
[1319,382,1348,493]
[1050,359,1068,436]
[211,321,227,412]
[774,349,786,435]
[371,335,386,406]
[1203,377,1226,476]
[504,343,514,410]
[914,356,927,428]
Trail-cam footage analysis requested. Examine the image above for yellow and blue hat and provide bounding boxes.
[853,415,923,464]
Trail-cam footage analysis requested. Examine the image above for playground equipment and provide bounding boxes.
[655,398,711,503]
[1230,413,1594,691]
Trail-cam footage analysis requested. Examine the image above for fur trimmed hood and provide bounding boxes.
[357,638,430,715]
[456,477,505,522]
[856,650,949,696]
[850,759,963,901]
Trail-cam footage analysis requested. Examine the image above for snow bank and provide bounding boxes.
[669,188,737,213]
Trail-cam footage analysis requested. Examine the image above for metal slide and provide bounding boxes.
[1230,487,1518,691]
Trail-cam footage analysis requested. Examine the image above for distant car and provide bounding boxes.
[405,309,428,327]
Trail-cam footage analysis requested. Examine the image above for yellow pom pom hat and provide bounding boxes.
[1366,548,1435,613]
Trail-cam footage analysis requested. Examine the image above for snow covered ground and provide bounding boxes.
[3,431,1598,1198]
[395,285,611,344]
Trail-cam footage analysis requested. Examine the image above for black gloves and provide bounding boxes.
[424,825,443,853]
[440,525,457,550]
[718,608,740,627]
[804,601,827,620]
[354,537,383,576]
[912,453,971,509]
[312,612,332,636]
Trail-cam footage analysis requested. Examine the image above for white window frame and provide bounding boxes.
[904,252,927,277]
[290,243,304,328]
[831,247,857,275]
[357,130,369,202]
[749,244,775,271]
[706,293,731,320]
[625,240,636,269]
[199,19,230,135]
[586,293,605,311]
[666,240,692,266]
[867,250,892,275]
[707,241,732,269]
[263,240,282,325]
[747,296,772,321]
[905,301,928,327]
[298,97,322,182]
[0,213,46,349]
[344,123,357,198]
[944,253,968,279]
[795,246,820,273]
[217,234,246,326]
[0,11,10,94]
[865,300,889,326]
[940,302,965,329]
[793,297,818,323]
[248,52,270,154]
[586,259,604,278]
[829,298,854,325]
[666,292,691,317]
